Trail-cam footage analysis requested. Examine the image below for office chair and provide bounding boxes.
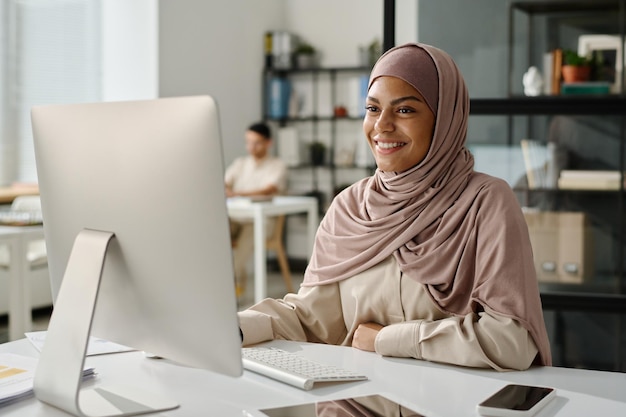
[265,215,294,293]
[0,195,51,315]
[231,215,294,297]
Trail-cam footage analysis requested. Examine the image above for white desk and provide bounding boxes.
[0,185,39,205]
[227,196,318,303]
[0,225,45,341]
[0,338,625,416]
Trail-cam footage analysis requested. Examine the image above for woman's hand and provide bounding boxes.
[352,322,384,352]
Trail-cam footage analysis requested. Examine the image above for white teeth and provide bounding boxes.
[377,142,404,149]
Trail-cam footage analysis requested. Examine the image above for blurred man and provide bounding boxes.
[225,122,287,297]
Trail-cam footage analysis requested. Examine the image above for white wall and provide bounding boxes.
[158,0,418,166]
[284,0,382,67]
[284,0,417,67]
[158,0,285,165]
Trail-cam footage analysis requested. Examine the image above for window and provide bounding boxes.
[1,0,101,185]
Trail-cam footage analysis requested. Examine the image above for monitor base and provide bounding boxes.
[33,229,179,417]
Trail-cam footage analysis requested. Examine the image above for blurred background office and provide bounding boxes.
[2,0,625,373]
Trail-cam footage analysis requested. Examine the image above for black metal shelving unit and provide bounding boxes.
[470,0,626,371]
[262,66,371,209]
[471,96,626,115]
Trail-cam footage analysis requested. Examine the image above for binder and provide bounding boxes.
[267,77,291,119]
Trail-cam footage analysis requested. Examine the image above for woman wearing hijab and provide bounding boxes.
[238,43,551,370]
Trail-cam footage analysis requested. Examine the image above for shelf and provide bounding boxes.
[513,186,624,193]
[476,0,626,373]
[264,65,371,75]
[470,96,626,115]
[511,0,621,15]
[263,65,371,209]
[541,291,626,314]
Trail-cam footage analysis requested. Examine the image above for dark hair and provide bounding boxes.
[248,122,271,140]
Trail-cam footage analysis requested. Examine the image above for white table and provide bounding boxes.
[0,338,625,416]
[227,196,318,303]
[0,225,45,341]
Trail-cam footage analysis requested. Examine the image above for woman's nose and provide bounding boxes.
[374,110,394,133]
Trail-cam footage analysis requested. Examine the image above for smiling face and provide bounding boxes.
[363,76,436,173]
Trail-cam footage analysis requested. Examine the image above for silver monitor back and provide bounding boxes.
[31,96,241,376]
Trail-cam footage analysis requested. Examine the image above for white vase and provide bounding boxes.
[522,66,543,96]
[296,54,316,69]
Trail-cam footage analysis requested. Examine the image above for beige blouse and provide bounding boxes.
[238,255,539,371]
[224,155,287,195]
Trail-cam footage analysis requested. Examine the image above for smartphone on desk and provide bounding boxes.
[477,384,556,417]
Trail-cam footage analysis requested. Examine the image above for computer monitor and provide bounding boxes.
[30,96,242,416]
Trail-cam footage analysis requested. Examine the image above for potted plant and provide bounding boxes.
[562,49,592,83]
[294,42,317,69]
[367,38,382,67]
[309,141,326,166]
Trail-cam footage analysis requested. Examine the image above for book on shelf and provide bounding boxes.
[557,170,625,190]
[521,140,536,188]
[542,52,553,95]
[277,126,301,167]
[551,48,563,95]
[347,74,369,117]
[267,77,290,119]
[520,139,557,188]
[561,81,611,95]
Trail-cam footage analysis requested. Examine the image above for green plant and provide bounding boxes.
[295,42,316,55]
[309,141,326,166]
[562,49,591,66]
[309,141,326,151]
[367,38,382,66]
[368,38,381,56]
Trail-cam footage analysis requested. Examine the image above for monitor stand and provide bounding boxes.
[33,229,179,417]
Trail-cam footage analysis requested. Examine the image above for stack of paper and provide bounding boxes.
[0,353,95,407]
[520,139,557,188]
[558,170,625,190]
[25,331,134,356]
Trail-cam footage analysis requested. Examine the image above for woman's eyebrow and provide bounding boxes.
[366,95,422,105]
[390,95,422,106]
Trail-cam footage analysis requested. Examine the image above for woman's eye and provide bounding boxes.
[398,107,414,114]
[365,105,379,113]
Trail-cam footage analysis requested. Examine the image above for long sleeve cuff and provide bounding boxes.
[375,321,423,359]
[238,310,274,346]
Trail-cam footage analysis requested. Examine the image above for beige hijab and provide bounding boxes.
[302,43,551,366]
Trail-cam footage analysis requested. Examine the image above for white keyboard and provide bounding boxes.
[0,210,43,226]
[241,346,368,390]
